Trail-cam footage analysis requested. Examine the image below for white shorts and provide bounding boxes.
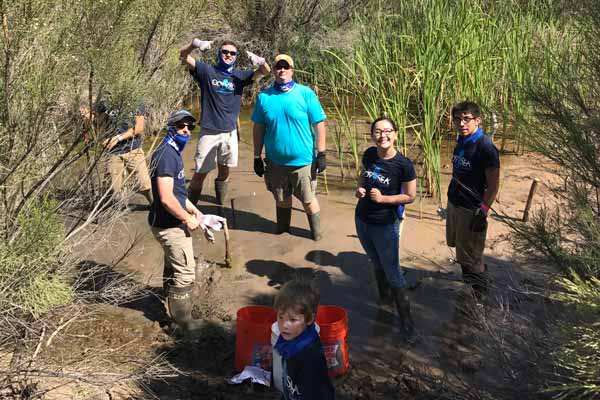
[194,128,238,173]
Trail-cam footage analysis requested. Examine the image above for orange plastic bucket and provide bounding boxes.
[235,305,277,372]
[316,305,349,377]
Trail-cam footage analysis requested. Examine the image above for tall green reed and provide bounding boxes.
[310,0,566,201]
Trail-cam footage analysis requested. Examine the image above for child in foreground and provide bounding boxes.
[273,280,335,400]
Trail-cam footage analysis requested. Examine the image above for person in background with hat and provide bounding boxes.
[179,39,270,207]
[251,54,327,241]
[148,110,225,333]
[80,100,153,208]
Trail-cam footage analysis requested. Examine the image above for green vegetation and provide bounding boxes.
[312,0,571,202]
[0,198,72,318]
[509,2,600,398]
[0,0,206,394]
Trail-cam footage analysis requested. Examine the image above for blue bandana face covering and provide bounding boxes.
[274,80,296,93]
[215,51,237,75]
[164,126,190,152]
[274,323,319,360]
[456,126,483,149]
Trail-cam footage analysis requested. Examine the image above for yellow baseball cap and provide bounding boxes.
[274,54,294,68]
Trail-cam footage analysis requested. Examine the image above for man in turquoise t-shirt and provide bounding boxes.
[251,54,327,241]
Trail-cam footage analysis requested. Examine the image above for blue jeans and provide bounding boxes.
[355,216,406,289]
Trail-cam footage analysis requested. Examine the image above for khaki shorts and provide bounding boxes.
[264,159,316,203]
[106,147,151,193]
[446,201,487,273]
[194,128,238,173]
[151,225,195,288]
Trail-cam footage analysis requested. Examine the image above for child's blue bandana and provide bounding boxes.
[274,323,318,360]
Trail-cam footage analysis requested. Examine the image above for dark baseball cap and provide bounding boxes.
[167,109,196,126]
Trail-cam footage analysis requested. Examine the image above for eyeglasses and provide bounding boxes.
[221,49,237,56]
[452,116,477,124]
[373,128,395,137]
[275,64,292,70]
[176,122,195,131]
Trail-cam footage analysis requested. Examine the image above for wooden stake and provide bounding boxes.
[223,220,232,268]
[523,178,539,222]
[230,198,236,229]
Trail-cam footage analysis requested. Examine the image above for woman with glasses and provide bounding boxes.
[355,116,417,339]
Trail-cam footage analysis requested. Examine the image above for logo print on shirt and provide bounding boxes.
[364,165,391,187]
[452,149,472,170]
[211,78,235,94]
[286,376,301,398]
[178,169,185,180]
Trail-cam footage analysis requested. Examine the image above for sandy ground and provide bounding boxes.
[41,130,560,399]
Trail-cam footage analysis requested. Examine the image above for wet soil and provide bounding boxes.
[45,130,560,399]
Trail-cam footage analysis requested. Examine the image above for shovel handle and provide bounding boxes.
[223,220,231,267]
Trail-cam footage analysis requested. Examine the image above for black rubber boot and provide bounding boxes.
[374,268,393,305]
[167,285,194,329]
[307,212,322,241]
[276,207,292,234]
[188,186,201,206]
[461,264,488,298]
[214,179,228,206]
[392,287,416,342]
[167,284,207,338]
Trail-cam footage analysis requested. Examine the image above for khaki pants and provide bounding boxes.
[151,225,195,288]
[264,159,316,203]
[446,201,487,273]
[106,148,152,194]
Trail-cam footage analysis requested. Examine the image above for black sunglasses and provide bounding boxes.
[221,49,237,56]
[275,64,292,70]
[176,122,195,130]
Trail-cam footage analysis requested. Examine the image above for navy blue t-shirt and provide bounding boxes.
[356,147,417,225]
[105,104,146,155]
[447,130,500,210]
[280,337,335,400]
[148,141,187,229]
[191,61,254,132]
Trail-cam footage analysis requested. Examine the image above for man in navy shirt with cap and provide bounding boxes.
[149,110,225,333]
[179,38,270,206]
[446,101,500,297]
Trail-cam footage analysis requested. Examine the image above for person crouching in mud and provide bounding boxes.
[355,116,417,340]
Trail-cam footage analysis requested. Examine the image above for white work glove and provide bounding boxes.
[192,38,213,51]
[246,50,265,66]
[199,214,226,243]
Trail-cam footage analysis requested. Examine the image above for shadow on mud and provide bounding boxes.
[197,203,312,239]
[74,260,170,325]
[73,254,541,398]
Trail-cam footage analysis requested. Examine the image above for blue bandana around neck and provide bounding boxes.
[274,323,319,360]
[164,126,189,153]
[215,52,236,75]
[273,80,296,93]
[456,126,483,149]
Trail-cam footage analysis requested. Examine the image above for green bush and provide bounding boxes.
[550,273,600,399]
[510,1,600,398]
[0,198,72,318]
